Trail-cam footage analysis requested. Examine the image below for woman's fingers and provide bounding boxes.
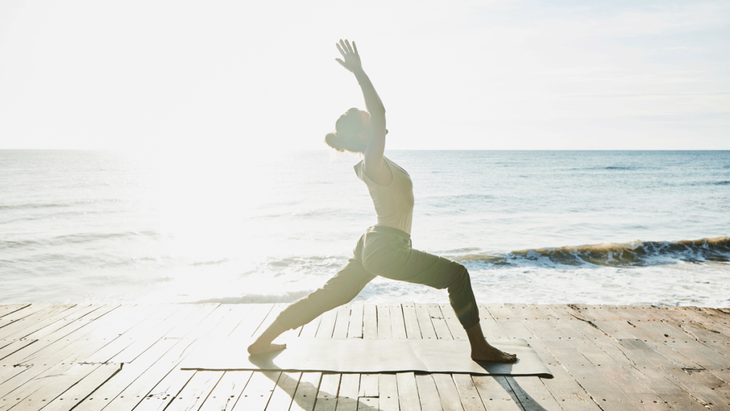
[337,39,357,56]
[336,42,346,58]
[352,41,358,55]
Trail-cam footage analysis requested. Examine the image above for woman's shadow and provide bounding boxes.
[257,369,380,411]
[250,359,547,411]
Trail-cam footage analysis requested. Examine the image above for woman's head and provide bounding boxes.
[325,108,371,153]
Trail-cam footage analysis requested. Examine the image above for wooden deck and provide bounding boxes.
[1,303,729,411]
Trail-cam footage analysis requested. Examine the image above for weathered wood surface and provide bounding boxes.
[0,303,728,410]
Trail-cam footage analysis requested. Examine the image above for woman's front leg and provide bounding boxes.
[247,257,374,355]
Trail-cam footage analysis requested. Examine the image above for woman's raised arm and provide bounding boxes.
[336,40,390,184]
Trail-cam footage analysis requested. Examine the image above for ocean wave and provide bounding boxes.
[604,166,636,170]
[0,230,163,251]
[458,237,730,268]
[194,289,313,304]
[191,259,230,267]
[0,198,119,211]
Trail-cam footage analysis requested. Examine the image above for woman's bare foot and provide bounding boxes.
[247,320,288,355]
[247,342,287,355]
[470,342,517,363]
[465,323,517,363]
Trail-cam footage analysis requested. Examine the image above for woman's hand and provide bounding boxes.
[335,39,363,74]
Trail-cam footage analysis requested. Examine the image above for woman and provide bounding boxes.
[248,40,516,363]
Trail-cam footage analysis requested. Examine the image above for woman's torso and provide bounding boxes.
[354,156,414,234]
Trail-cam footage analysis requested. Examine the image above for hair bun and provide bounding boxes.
[325,132,345,152]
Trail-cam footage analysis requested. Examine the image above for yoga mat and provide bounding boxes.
[181,338,553,378]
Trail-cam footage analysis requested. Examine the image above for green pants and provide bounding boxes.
[276,225,480,331]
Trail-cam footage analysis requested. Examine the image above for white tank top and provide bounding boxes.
[354,156,414,234]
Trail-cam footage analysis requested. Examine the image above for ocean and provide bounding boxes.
[1,150,728,307]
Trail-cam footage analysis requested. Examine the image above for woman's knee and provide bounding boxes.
[448,262,470,284]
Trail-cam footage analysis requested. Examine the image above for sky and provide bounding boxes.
[0,0,728,151]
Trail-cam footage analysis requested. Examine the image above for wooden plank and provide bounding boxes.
[81,322,230,409]
[569,305,728,408]
[316,310,338,339]
[427,304,452,341]
[377,304,392,339]
[79,305,180,364]
[132,369,197,411]
[358,372,378,401]
[203,304,258,339]
[230,304,276,339]
[572,305,705,369]
[432,374,464,411]
[0,304,94,341]
[232,371,280,411]
[299,316,321,339]
[439,303,466,340]
[415,304,437,340]
[378,374,399,411]
[634,306,730,366]
[471,376,523,411]
[521,311,662,410]
[609,307,730,373]
[0,305,31,319]
[346,304,363,339]
[615,338,725,410]
[39,363,121,411]
[362,304,377,340]
[691,306,730,331]
[335,373,359,411]
[495,304,599,411]
[0,364,37,399]
[332,305,351,339]
[0,329,124,400]
[0,363,117,410]
[299,305,335,411]
[0,305,67,335]
[426,304,466,411]
[163,303,220,339]
[660,306,730,336]
[0,339,36,362]
[312,373,339,411]
[392,303,421,411]
[479,305,513,340]
[109,304,195,363]
[451,374,486,411]
[131,305,259,411]
[359,304,379,410]
[396,372,422,411]
[473,305,526,410]
[290,372,321,411]
[198,371,253,411]
[436,305,485,411]
[415,374,442,411]
[5,303,120,365]
[33,304,120,341]
[265,371,297,411]
[165,371,224,411]
[5,306,117,362]
[389,304,407,340]
[438,305,492,411]
[79,305,182,365]
[72,338,193,411]
[402,303,421,339]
